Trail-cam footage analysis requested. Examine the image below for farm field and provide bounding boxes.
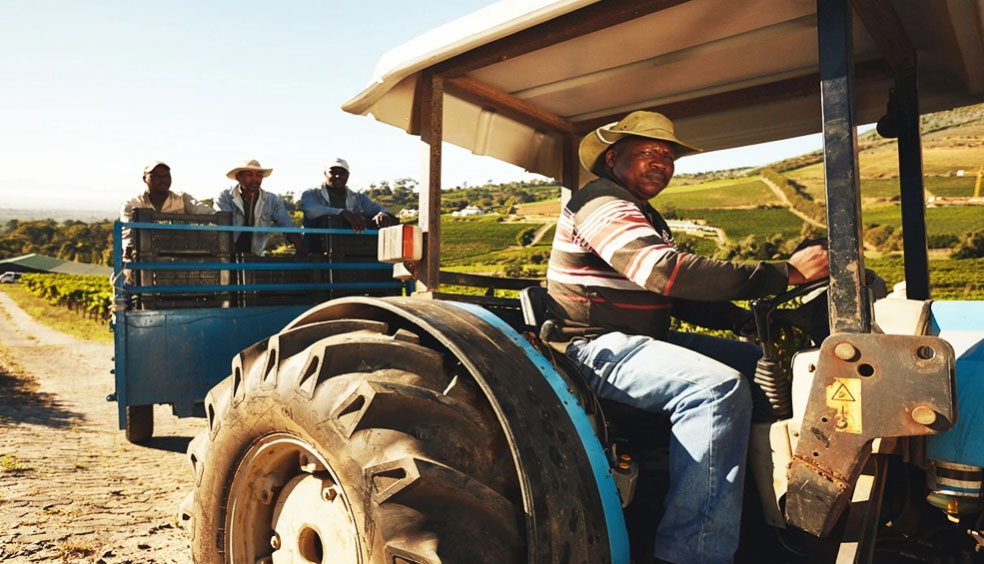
[655,178,773,209]
[435,215,983,300]
[787,169,983,203]
[863,204,984,238]
[866,255,984,300]
[440,216,540,263]
[516,198,561,216]
[675,207,809,241]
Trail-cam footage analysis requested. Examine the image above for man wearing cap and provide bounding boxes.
[299,158,396,251]
[545,111,828,564]
[215,159,306,256]
[120,161,214,260]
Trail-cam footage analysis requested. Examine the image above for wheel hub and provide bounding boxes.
[226,433,361,563]
[271,473,358,563]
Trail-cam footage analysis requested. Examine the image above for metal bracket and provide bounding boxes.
[785,333,956,536]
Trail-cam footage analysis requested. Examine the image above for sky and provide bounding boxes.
[0,1,836,213]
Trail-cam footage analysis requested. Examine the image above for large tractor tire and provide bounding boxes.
[188,297,622,564]
[125,404,153,444]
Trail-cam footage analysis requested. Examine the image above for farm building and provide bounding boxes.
[0,253,112,276]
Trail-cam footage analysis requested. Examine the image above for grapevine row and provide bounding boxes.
[20,273,113,320]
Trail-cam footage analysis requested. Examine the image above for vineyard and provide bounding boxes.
[655,178,774,209]
[20,273,113,320]
[440,216,540,262]
[676,207,809,240]
[865,256,984,300]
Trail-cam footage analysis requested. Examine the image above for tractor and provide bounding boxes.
[125,1,984,562]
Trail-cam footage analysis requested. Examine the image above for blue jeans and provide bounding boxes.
[566,330,760,564]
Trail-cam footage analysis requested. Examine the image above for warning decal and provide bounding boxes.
[830,383,856,402]
[826,377,862,434]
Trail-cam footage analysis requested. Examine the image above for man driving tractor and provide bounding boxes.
[545,111,830,564]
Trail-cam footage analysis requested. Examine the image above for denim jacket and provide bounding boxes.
[215,185,295,256]
[299,185,391,228]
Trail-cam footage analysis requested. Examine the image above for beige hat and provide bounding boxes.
[325,157,350,174]
[143,161,169,178]
[578,111,701,176]
[226,159,273,180]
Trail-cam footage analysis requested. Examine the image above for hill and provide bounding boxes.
[777,102,984,202]
[0,208,116,224]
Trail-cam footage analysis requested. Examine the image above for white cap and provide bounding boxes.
[143,161,169,178]
[325,157,350,174]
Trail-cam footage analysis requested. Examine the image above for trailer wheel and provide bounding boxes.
[188,321,523,564]
[125,404,153,444]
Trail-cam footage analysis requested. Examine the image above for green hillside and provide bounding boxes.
[655,178,774,209]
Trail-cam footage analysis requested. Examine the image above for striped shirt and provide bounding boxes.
[546,177,789,340]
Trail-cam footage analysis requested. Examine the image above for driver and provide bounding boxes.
[544,111,828,564]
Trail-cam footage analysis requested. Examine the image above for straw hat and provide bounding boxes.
[578,111,701,176]
[226,159,273,180]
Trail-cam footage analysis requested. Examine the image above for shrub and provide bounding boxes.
[926,233,958,249]
[714,233,789,261]
[952,230,984,259]
[516,226,537,246]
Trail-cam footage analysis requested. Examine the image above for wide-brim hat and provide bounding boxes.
[578,110,701,176]
[226,159,273,180]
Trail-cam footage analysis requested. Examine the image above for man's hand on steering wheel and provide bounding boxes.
[787,239,829,285]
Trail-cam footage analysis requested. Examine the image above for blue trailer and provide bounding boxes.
[110,220,408,442]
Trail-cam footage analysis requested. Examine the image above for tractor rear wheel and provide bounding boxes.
[187,319,523,564]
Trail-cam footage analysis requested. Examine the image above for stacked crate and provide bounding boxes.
[236,254,328,306]
[133,209,233,309]
[323,230,399,299]
[306,215,391,299]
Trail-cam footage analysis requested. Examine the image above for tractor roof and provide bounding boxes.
[343,0,984,181]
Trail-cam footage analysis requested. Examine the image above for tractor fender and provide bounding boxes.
[285,296,630,564]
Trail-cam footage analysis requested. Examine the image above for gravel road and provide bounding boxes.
[0,290,206,563]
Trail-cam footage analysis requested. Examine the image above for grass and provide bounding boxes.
[532,223,557,247]
[923,175,984,198]
[1,453,30,473]
[57,541,95,561]
[0,285,112,344]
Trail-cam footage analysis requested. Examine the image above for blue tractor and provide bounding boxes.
[170,1,984,562]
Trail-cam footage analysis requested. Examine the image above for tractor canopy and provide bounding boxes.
[343,0,984,185]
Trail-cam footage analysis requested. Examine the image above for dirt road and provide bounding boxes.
[0,291,205,563]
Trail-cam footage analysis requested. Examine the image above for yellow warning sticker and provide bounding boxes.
[826,377,862,434]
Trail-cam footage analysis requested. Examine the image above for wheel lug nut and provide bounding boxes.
[322,486,337,502]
